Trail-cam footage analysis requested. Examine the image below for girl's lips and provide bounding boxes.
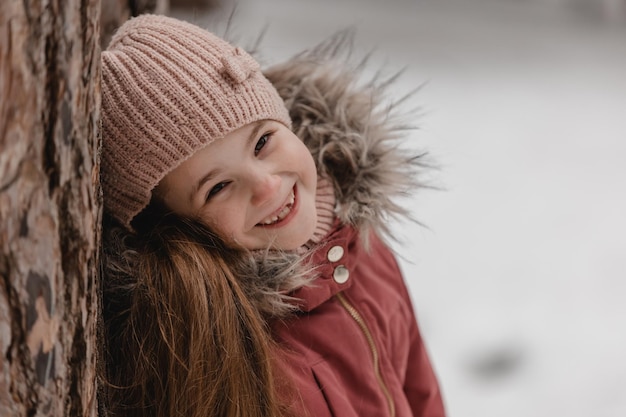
[256,185,298,228]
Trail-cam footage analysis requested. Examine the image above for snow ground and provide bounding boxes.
[171,1,626,416]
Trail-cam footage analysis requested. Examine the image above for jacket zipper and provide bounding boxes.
[335,292,396,417]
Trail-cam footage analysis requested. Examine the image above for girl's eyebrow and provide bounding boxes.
[245,120,266,147]
[189,121,267,203]
[190,168,219,203]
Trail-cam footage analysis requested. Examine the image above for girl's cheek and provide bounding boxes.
[209,207,237,234]
[196,207,223,232]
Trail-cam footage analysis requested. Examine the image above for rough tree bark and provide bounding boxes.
[0,1,101,416]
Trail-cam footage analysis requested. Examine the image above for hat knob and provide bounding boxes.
[221,47,260,84]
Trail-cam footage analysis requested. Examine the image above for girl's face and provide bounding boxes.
[157,120,318,250]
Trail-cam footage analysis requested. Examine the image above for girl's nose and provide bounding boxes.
[249,173,281,207]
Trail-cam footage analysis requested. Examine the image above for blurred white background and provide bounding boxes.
[171,1,626,416]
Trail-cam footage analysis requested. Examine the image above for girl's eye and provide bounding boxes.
[206,182,229,201]
[254,133,272,156]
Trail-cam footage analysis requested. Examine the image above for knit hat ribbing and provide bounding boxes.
[101,14,291,228]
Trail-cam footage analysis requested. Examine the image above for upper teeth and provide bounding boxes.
[259,190,295,225]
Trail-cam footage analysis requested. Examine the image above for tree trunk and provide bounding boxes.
[0,0,101,416]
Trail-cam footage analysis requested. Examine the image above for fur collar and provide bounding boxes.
[237,35,434,316]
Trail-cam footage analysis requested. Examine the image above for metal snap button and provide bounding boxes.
[333,265,350,284]
[327,245,344,263]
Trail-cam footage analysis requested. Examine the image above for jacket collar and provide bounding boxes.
[291,222,360,312]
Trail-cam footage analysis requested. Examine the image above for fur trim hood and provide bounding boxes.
[243,36,433,315]
[265,35,431,242]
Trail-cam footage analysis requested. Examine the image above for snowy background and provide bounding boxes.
[170,1,626,416]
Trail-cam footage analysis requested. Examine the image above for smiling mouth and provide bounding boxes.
[257,187,296,226]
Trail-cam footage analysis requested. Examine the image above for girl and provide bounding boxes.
[101,14,445,417]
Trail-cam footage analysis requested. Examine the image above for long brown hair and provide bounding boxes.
[101,202,288,417]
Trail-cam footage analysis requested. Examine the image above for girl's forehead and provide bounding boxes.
[205,120,271,152]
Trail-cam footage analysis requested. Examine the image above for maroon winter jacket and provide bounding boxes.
[273,223,446,417]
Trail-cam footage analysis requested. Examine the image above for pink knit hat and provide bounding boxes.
[101,14,291,228]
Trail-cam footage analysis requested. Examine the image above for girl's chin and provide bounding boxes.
[278,224,317,250]
[266,227,315,251]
